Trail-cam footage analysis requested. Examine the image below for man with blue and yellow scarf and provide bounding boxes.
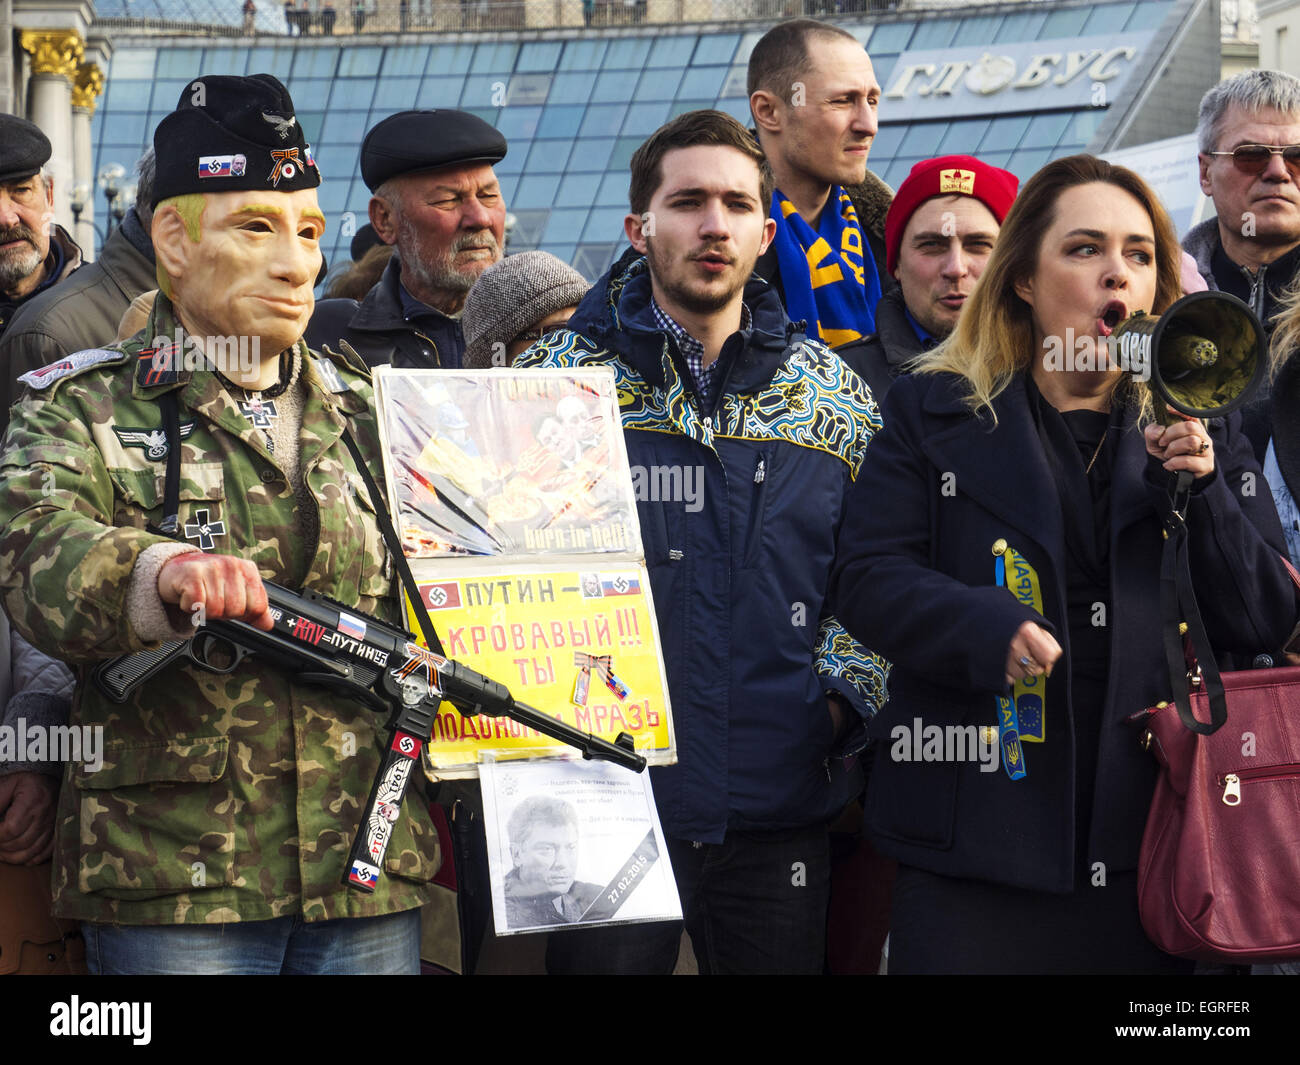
[749,19,893,348]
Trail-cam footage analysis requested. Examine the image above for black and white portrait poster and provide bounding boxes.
[479,757,682,936]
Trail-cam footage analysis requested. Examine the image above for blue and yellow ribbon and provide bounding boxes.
[993,537,1049,779]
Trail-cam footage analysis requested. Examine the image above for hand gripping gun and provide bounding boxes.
[92,580,646,892]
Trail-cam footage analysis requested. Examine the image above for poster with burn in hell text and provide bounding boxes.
[374,368,640,559]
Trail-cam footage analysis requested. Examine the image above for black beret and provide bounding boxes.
[360,110,506,191]
[151,73,321,206]
[0,114,52,185]
[350,222,382,261]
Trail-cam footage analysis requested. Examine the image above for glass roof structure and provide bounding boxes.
[91,0,1178,282]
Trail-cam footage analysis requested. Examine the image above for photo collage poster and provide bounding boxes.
[374,368,675,775]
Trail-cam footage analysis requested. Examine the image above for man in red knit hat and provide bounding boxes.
[842,154,1018,402]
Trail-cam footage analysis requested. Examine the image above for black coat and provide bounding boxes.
[1270,354,1300,507]
[833,286,925,404]
[306,256,464,369]
[830,371,1295,892]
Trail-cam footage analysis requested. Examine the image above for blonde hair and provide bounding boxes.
[153,193,206,298]
[1270,271,1300,379]
[911,155,1183,421]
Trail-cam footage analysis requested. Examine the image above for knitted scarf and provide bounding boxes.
[770,186,880,347]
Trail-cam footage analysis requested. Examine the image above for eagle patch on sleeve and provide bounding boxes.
[18,348,124,390]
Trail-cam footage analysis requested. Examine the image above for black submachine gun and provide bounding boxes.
[93,580,646,892]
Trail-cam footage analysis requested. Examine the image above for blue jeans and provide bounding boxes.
[545,827,831,974]
[83,909,420,975]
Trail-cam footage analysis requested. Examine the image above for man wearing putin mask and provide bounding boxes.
[0,74,440,975]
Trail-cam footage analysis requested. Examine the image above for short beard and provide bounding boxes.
[399,217,501,299]
[911,306,957,342]
[644,236,752,316]
[0,227,43,290]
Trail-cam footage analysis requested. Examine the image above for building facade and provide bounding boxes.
[7,0,1226,269]
[5,0,109,253]
[1259,0,1300,71]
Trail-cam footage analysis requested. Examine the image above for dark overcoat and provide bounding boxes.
[307,256,464,370]
[831,370,1296,892]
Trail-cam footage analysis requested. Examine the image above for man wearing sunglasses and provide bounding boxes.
[1186,69,1300,456]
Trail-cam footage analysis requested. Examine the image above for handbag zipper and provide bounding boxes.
[1219,763,1300,806]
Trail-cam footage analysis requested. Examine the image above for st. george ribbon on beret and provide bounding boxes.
[360,109,507,191]
[0,114,53,185]
[151,73,321,206]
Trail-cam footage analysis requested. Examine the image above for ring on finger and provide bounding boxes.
[1018,655,1034,669]
[1197,439,1209,454]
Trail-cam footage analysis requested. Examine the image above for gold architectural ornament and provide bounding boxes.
[72,63,105,112]
[20,30,85,81]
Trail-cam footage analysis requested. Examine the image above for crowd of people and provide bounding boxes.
[1,16,1300,976]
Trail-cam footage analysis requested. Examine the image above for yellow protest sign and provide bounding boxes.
[374,368,677,777]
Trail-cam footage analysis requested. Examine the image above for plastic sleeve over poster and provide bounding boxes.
[373,367,676,776]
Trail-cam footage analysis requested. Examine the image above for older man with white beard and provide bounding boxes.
[0,115,81,341]
[307,109,508,369]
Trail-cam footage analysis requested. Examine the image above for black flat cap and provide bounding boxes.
[0,115,52,185]
[360,109,506,191]
[151,73,321,206]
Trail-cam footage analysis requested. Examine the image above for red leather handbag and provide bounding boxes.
[1136,662,1300,962]
[1134,485,1300,962]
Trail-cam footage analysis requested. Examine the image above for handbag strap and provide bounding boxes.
[1159,475,1300,733]
[1278,558,1300,657]
[1159,470,1227,734]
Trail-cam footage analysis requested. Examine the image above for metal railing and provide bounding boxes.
[94,0,1057,38]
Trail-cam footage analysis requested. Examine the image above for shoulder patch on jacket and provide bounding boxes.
[313,341,369,392]
[18,348,125,390]
[311,350,351,393]
[716,338,880,472]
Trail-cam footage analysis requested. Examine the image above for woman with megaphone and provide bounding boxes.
[830,154,1297,974]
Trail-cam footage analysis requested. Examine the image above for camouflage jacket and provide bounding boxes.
[0,295,440,925]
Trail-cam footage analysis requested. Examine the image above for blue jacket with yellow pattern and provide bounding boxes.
[515,251,887,843]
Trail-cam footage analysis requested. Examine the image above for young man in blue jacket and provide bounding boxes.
[515,110,887,974]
